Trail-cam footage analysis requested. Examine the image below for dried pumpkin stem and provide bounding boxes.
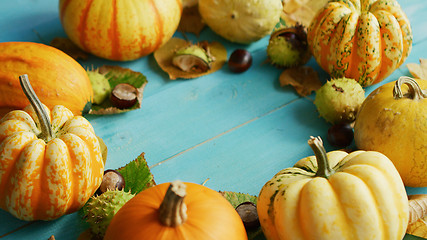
[408,194,427,224]
[19,74,53,142]
[393,76,427,101]
[308,136,334,179]
[159,180,188,227]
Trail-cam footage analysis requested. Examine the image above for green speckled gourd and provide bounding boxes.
[307,0,412,87]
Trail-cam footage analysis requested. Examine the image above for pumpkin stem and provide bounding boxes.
[159,180,188,227]
[19,74,53,142]
[308,136,334,178]
[393,76,427,101]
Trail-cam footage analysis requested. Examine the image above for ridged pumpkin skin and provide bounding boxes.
[258,149,408,240]
[0,104,104,220]
[104,182,248,240]
[307,0,412,87]
[354,77,427,187]
[0,42,93,116]
[59,0,182,61]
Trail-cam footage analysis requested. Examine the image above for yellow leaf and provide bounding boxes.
[154,38,227,80]
[407,59,427,79]
[281,0,328,27]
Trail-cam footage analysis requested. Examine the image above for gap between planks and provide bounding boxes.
[149,97,304,169]
[0,222,36,238]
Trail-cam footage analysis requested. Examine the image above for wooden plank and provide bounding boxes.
[86,50,311,170]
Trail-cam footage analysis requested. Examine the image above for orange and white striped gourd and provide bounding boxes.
[307,0,412,87]
[0,75,104,221]
[59,0,182,61]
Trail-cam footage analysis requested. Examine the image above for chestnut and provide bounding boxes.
[228,49,252,73]
[96,169,125,195]
[110,83,138,109]
[235,201,260,230]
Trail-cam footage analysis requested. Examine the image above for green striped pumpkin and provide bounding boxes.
[59,0,182,61]
[307,0,412,87]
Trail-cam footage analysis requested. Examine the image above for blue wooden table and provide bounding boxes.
[1,0,426,239]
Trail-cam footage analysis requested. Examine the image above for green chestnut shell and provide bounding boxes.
[314,77,365,124]
[87,70,111,105]
[83,190,135,237]
[267,24,311,68]
[172,44,213,72]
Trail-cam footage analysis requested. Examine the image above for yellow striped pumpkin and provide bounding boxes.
[257,137,408,240]
[0,42,93,117]
[307,0,412,87]
[0,75,104,220]
[59,0,182,61]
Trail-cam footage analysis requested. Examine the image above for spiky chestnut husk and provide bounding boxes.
[87,70,111,104]
[267,24,311,68]
[314,77,365,124]
[83,190,135,238]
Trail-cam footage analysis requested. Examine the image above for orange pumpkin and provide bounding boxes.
[104,181,248,240]
[59,0,183,61]
[0,75,104,220]
[0,41,93,117]
[307,0,412,86]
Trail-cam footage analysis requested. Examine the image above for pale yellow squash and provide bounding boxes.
[257,137,408,240]
[354,77,427,187]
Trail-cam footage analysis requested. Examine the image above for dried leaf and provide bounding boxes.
[281,0,328,27]
[178,4,205,36]
[407,59,427,79]
[407,194,427,238]
[50,37,88,61]
[154,38,227,80]
[279,66,321,96]
[407,218,427,238]
[88,65,148,115]
[182,0,198,7]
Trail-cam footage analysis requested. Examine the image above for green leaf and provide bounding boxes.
[117,153,156,195]
[220,191,257,208]
[88,65,148,115]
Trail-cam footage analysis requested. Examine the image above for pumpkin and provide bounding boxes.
[104,180,248,240]
[198,0,283,44]
[0,41,93,117]
[59,0,182,61]
[257,136,408,240]
[354,76,427,187]
[307,0,412,87]
[0,75,104,221]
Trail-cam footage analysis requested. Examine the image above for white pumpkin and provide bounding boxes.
[199,0,283,44]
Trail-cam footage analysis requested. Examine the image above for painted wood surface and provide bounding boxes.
[0,0,426,239]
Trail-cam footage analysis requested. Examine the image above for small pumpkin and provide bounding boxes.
[307,0,412,87]
[0,75,104,221]
[59,0,182,61]
[354,77,427,187]
[0,42,93,117]
[257,136,408,240]
[104,180,248,240]
[198,0,283,44]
